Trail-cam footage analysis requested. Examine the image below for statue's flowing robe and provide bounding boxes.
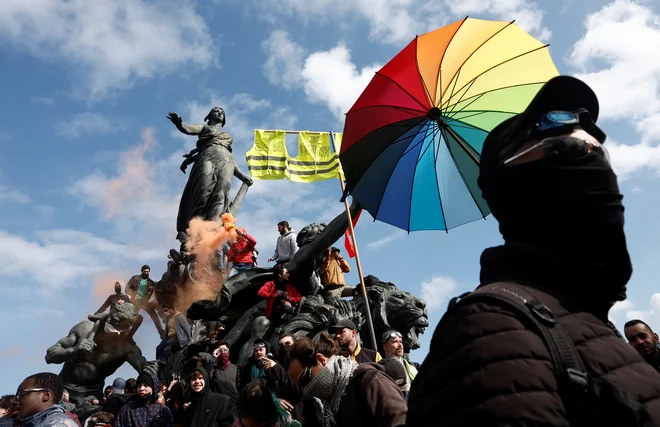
[177,125,234,234]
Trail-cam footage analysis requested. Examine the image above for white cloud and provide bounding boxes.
[302,44,380,120]
[611,299,634,313]
[0,185,30,204]
[608,140,660,180]
[421,276,458,311]
[0,0,215,98]
[54,112,124,138]
[568,0,660,142]
[253,0,549,44]
[0,229,157,293]
[439,0,551,40]
[262,31,306,90]
[261,33,379,119]
[366,231,405,250]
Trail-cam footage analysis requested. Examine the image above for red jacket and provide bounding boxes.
[228,229,256,264]
[257,281,302,318]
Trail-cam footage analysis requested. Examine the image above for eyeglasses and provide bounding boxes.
[217,347,229,353]
[16,388,48,399]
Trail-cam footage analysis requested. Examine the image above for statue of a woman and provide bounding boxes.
[167,107,253,249]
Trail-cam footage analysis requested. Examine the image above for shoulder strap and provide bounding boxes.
[448,283,589,410]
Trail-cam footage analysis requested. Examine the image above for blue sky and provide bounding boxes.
[1,0,660,391]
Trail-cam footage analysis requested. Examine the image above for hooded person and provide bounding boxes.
[115,373,173,427]
[406,76,660,426]
[101,378,129,417]
[182,368,233,427]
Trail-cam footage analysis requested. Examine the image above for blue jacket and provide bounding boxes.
[19,405,78,427]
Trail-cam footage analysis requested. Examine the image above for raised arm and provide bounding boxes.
[167,111,204,136]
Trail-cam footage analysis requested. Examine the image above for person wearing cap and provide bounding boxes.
[227,227,257,278]
[115,373,172,427]
[329,319,381,364]
[380,331,418,393]
[101,378,129,417]
[125,265,164,339]
[406,76,660,426]
[237,339,271,392]
[319,247,353,299]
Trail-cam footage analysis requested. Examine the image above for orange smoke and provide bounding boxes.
[103,128,157,219]
[176,213,237,312]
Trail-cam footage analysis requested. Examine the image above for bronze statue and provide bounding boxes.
[45,303,157,403]
[167,107,253,250]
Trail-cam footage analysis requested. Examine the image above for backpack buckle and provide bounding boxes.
[527,299,557,325]
[566,368,589,388]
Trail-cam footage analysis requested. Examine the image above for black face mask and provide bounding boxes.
[482,136,632,294]
[141,273,149,279]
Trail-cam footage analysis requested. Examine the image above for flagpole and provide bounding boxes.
[330,131,378,351]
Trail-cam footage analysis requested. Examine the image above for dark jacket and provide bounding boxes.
[354,347,380,364]
[102,393,130,417]
[237,359,267,392]
[125,275,155,300]
[407,245,660,426]
[183,368,233,427]
[115,375,173,427]
[336,363,407,427]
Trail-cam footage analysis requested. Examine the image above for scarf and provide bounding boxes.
[217,352,231,370]
[303,356,356,414]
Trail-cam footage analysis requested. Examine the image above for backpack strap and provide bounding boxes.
[448,283,589,409]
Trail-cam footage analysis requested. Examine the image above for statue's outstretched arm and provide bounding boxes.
[45,330,78,364]
[167,111,204,136]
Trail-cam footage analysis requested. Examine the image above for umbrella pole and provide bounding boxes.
[330,132,379,351]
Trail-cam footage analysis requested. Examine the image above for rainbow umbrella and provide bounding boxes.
[339,17,559,232]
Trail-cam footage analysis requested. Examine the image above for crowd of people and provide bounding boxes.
[7,75,660,425]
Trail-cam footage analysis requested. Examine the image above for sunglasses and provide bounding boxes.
[384,331,402,343]
[16,388,48,399]
[531,110,606,143]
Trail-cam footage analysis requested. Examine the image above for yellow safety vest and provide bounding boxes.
[246,130,289,180]
[288,131,341,183]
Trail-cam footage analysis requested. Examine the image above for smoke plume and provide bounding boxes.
[176,213,237,311]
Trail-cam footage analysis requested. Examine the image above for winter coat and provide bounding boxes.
[319,256,350,286]
[272,231,298,262]
[407,244,660,426]
[102,393,130,417]
[336,363,407,427]
[257,282,302,318]
[19,405,79,427]
[183,368,233,427]
[115,374,173,427]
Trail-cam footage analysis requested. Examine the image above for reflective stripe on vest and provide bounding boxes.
[246,130,289,180]
[288,131,341,183]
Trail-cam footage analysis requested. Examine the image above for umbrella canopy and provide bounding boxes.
[339,17,559,232]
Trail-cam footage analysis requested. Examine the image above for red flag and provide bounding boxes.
[344,209,362,258]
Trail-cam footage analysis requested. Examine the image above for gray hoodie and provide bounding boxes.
[272,230,298,262]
